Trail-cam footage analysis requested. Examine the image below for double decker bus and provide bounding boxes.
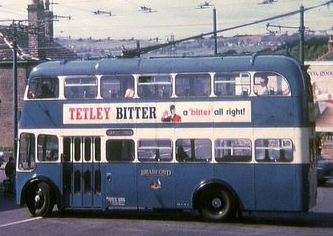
[16,54,317,221]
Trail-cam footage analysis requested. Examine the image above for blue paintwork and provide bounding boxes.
[17,162,313,212]
[16,55,315,214]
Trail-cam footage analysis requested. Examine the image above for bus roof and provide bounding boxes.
[29,54,304,82]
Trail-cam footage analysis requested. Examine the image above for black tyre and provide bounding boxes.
[27,182,54,217]
[199,188,236,222]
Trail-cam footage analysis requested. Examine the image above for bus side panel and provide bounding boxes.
[20,101,63,129]
[174,164,214,209]
[16,164,62,205]
[137,163,175,209]
[214,164,255,210]
[252,98,298,127]
[295,164,317,211]
[104,164,137,209]
[254,164,298,211]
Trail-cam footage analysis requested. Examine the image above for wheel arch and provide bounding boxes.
[192,179,242,211]
[20,175,61,207]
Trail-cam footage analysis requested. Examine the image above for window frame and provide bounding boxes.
[137,139,173,162]
[215,138,252,162]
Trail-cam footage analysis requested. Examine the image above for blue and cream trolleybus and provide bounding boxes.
[16,54,317,221]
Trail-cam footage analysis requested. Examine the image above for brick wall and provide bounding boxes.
[0,64,27,147]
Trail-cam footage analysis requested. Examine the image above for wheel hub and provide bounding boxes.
[212,198,222,209]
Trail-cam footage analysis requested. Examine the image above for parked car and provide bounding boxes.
[317,155,333,185]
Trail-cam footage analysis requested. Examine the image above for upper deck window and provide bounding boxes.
[65,76,97,99]
[254,72,291,96]
[175,74,211,97]
[214,73,250,97]
[27,77,58,99]
[101,75,134,98]
[138,75,172,98]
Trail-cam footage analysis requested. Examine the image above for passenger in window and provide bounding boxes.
[255,77,269,96]
[40,84,55,98]
[124,87,134,97]
[176,146,189,162]
[161,105,182,122]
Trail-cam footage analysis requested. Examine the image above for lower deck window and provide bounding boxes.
[106,140,135,162]
[215,139,251,162]
[37,134,58,162]
[176,139,212,162]
[255,139,293,162]
[18,133,36,170]
[138,139,172,162]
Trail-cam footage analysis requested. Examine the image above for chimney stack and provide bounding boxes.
[27,0,48,59]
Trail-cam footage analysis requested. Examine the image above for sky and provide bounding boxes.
[0,0,332,40]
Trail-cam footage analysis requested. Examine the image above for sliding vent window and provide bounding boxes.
[138,75,172,98]
[255,139,293,162]
[175,74,211,97]
[176,139,212,162]
[101,75,135,98]
[65,76,97,99]
[138,139,173,162]
[214,73,250,96]
[215,139,251,162]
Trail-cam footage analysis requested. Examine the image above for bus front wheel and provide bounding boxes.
[27,182,54,217]
[199,188,236,222]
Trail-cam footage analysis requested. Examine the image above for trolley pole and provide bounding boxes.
[213,8,218,56]
[299,5,305,65]
[12,23,18,159]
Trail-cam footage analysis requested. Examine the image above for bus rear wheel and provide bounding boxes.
[199,188,236,222]
[27,182,54,217]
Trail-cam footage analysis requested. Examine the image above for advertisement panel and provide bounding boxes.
[307,61,333,159]
[63,101,251,124]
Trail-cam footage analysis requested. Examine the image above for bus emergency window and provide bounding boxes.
[37,134,58,162]
[214,73,250,97]
[138,139,172,162]
[255,139,293,162]
[215,139,251,162]
[18,133,36,170]
[106,140,135,162]
[254,72,291,96]
[101,75,134,98]
[175,74,211,97]
[27,77,58,99]
[64,76,97,99]
[138,75,172,98]
[176,139,212,162]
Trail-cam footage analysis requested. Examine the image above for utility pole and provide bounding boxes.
[299,5,305,65]
[12,22,18,159]
[213,8,218,56]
